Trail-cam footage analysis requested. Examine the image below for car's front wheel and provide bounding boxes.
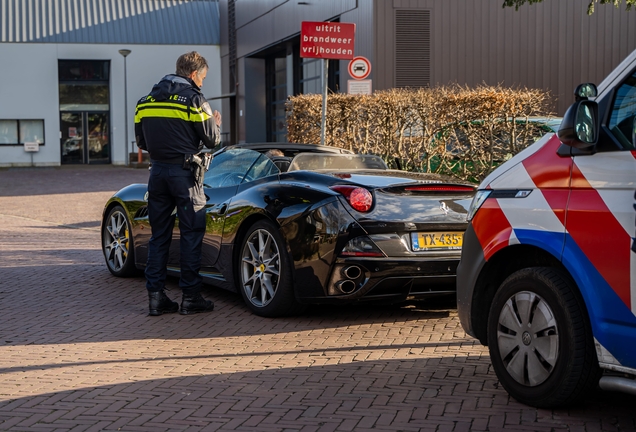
[487,267,600,407]
[238,219,304,317]
[102,205,137,277]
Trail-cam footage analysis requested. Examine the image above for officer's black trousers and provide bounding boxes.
[145,161,207,295]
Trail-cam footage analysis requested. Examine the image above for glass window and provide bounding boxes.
[608,71,636,149]
[59,83,110,111]
[19,120,45,144]
[0,120,45,145]
[288,153,388,172]
[266,51,290,142]
[0,120,18,144]
[58,60,110,111]
[275,70,286,85]
[274,86,287,102]
[58,60,110,81]
[300,58,339,95]
[301,58,321,94]
[245,154,279,180]
[203,148,262,188]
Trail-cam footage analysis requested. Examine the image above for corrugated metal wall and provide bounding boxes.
[0,0,220,44]
[375,0,636,115]
[340,0,374,89]
[233,0,358,59]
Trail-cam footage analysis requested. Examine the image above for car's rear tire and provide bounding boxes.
[237,219,304,317]
[487,267,600,407]
[102,205,137,277]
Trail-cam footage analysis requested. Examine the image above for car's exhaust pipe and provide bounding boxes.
[599,376,636,396]
[342,265,362,280]
[336,280,357,294]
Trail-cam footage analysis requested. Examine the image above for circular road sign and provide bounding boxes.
[348,56,371,80]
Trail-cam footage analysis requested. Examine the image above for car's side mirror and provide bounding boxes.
[574,83,598,101]
[558,100,599,149]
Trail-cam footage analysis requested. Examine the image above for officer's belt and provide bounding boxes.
[152,156,184,165]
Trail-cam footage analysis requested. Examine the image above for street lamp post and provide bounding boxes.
[118,49,132,166]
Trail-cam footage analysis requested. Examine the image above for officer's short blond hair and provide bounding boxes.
[176,51,208,77]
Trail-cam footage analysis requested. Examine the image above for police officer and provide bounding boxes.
[135,51,221,316]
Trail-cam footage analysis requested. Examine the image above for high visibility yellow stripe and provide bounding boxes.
[136,101,206,114]
[134,107,211,123]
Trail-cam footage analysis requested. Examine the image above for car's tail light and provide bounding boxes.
[330,185,373,212]
[404,185,475,192]
[340,236,385,257]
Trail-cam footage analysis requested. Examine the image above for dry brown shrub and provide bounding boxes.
[286,85,555,182]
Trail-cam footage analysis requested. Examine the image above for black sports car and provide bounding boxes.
[102,143,475,317]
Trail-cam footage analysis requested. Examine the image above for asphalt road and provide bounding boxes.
[0,165,634,431]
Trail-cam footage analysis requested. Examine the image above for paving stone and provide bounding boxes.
[0,166,634,431]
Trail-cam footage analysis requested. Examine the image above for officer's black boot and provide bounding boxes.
[148,290,179,316]
[180,292,214,315]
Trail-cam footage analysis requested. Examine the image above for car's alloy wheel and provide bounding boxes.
[241,227,280,308]
[102,205,137,277]
[487,267,600,407]
[238,220,304,317]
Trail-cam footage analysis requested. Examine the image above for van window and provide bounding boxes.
[608,70,636,149]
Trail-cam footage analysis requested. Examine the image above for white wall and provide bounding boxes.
[0,43,222,167]
[0,44,59,166]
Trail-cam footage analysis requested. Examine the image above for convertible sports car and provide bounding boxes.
[102,143,475,317]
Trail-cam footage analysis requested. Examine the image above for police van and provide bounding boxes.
[456,49,636,407]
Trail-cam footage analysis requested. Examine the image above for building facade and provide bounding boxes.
[219,0,636,144]
[0,0,221,167]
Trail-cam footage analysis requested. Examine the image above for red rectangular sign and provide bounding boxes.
[300,21,356,60]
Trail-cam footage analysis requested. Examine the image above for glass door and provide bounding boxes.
[87,113,110,163]
[60,112,110,164]
[59,60,111,164]
[60,112,83,164]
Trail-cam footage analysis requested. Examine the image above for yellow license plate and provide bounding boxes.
[411,232,463,251]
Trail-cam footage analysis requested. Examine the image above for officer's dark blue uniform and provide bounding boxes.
[135,56,220,316]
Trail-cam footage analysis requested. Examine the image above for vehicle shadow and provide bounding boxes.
[0,226,458,346]
[0,358,633,431]
[0,265,459,346]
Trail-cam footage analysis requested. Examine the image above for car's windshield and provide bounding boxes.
[204,148,278,188]
[287,153,387,172]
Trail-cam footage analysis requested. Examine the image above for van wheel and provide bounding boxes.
[487,267,600,407]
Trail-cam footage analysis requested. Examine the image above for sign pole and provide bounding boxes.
[320,59,329,146]
[300,21,356,146]
[24,142,39,167]
[118,49,132,165]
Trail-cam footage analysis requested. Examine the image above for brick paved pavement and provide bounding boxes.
[0,165,634,432]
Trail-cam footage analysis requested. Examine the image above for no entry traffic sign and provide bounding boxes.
[348,56,371,80]
[300,21,356,60]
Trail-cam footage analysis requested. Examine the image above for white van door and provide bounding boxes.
[563,68,636,371]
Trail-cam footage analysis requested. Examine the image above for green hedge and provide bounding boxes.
[286,85,556,182]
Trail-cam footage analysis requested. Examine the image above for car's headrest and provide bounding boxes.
[271,157,292,172]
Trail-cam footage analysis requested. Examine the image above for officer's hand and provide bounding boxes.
[213,110,222,127]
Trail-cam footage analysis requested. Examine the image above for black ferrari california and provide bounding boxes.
[102,143,475,317]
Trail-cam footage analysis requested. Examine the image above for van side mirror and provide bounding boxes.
[574,83,598,101]
[558,100,599,149]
